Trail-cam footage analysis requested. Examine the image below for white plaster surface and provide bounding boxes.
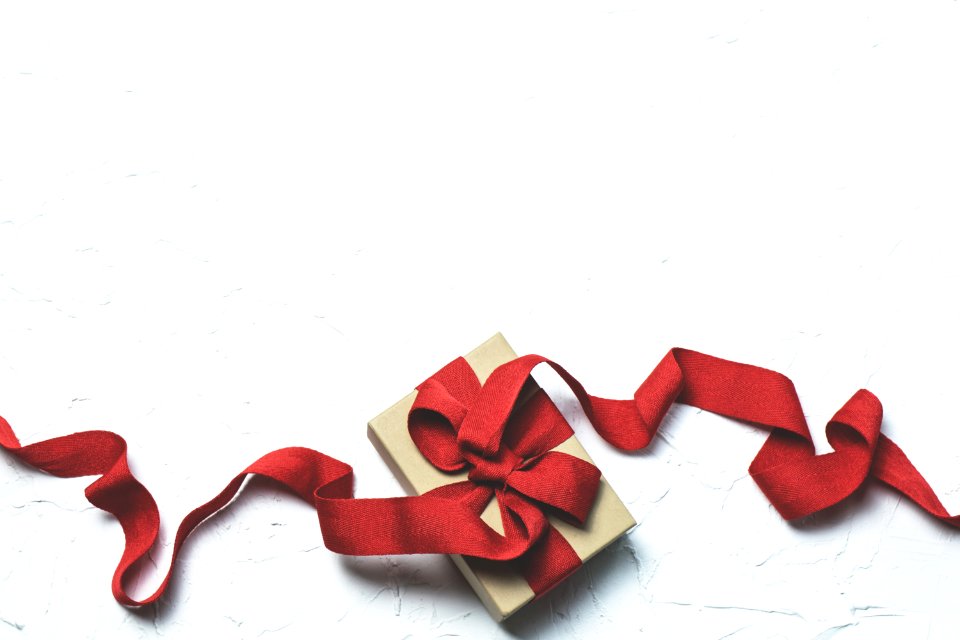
[2,2,960,638]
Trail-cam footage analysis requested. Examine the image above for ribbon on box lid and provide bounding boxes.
[409,355,602,595]
[3,343,960,611]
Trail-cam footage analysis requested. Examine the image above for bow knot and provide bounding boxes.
[466,446,523,486]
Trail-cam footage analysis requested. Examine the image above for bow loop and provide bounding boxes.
[504,452,601,525]
[408,357,484,472]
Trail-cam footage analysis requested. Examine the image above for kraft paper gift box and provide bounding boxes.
[367,333,636,620]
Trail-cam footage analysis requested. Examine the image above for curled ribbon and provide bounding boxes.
[3,347,960,608]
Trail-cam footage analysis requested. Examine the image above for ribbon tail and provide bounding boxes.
[1,416,353,607]
[513,523,582,597]
[871,434,960,527]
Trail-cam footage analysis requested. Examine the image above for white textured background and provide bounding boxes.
[2,2,960,638]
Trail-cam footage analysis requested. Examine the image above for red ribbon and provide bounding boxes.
[3,347,960,608]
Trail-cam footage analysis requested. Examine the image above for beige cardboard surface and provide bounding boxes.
[367,333,636,620]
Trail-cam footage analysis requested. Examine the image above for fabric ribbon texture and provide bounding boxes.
[2,347,959,606]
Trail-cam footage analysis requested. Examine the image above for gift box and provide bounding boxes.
[368,333,636,620]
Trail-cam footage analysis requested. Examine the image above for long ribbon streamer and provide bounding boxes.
[2,347,958,607]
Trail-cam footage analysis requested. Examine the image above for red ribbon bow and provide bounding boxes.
[410,357,601,524]
[407,356,602,593]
